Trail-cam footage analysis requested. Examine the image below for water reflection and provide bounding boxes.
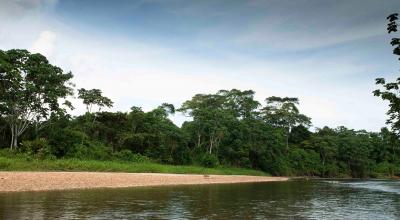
[0,180,399,219]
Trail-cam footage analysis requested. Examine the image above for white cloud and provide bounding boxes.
[0,0,57,20]
[31,30,57,58]
[235,22,383,51]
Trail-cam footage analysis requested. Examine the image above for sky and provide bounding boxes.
[0,0,399,131]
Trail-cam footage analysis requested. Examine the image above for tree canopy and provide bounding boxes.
[374,13,400,136]
[0,49,74,149]
[78,88,113,113]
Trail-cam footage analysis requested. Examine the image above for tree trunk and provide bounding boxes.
[392,144,396,162]
[10,125,15,150]
[13,135,18,149]
[209,135,214,154]
[92,114,97,126]
[10,124,20,150]
[286,135,288,151]
[286,131,289,152]
[197,133,201,148]
[10,128,14,150]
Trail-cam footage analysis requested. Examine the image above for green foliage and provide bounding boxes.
[172,145,192,165]
[374,13,400,136]
[70,142,111,161]
[0,157,11,169]
[1,45,399,178]
[0,48,399,178]
[0,49,74,149]
[0,148,15,158]
[200,154,219,168]
[78,88,113,113]
[20,138,53,159]
[373,161,399,177]
[262,96,311,150]
[289,125,312,145]
[288,148,320,176]
[0,117,9,147]
[0,156,267,176]
[47,128,88,158]
[112,149,150,163]
[0,87,398,178]
[262,97,311,129]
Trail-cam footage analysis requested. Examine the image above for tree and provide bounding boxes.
[261,96,311,150]
[0,49,74,149]
[179,93,230,155]
[77,88,113,126]
[160,103,175,115]
[120,105,185,163]
[374,13,400,136]
[78,88,113,114]
[289,125,312,145]
[217,89,260,119]
[304,135,338,177]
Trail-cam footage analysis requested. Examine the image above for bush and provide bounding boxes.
[20,138,53,159]
[373,161,398,177]
[268,158,292,176]
[200,154,219,168]
[172,145,192,165]
[288,148,320,176]
[0,157,11,169]
[47,128,89,158]
[145,144,173,164]
[66,142,111,161]
[113,149,150,163]
[0,148,15,157]
[324,163,339,177]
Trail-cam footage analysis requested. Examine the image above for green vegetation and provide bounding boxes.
[0,14,399,178]
[374,13,400,136]
[0,152,266,176]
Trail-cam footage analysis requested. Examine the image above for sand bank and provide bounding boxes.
[0,172,288,192]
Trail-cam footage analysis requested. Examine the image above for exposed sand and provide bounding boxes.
[0,172,288,192]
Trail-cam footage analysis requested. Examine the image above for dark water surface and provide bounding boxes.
[0,180,399,219]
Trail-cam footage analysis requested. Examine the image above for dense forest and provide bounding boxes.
[0,73,399,178]
[0,14,399,178]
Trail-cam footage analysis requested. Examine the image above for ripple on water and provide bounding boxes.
[0,181,399,219]
[341,180,400,194]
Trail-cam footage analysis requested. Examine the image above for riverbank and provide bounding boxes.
[0,157,267,176]
[0,171,288,192]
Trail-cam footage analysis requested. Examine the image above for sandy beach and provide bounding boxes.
[0,172,288,192]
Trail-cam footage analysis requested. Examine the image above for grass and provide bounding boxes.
[0,157,268,176]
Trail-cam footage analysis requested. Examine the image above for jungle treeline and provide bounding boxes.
[0,87,398,178]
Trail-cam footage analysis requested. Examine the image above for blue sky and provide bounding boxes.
[1,0,400,131]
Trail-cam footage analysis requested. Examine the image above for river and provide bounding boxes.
[0,180,399,219]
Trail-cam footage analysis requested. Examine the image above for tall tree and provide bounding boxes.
[78,88,113,126]
[304,135,338,177]
[374,13,400,136]
[78,88,113,114]
[261,96,311,150]
[179,93,232,154]
[217,89,260,119]
[0,49,74,149]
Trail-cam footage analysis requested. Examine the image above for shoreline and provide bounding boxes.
[0,171,289,192]
[290,176,400,180]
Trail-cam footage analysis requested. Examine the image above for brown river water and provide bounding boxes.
[0,180,399,219]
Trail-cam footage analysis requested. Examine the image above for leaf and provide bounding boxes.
[375,78,385,85]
